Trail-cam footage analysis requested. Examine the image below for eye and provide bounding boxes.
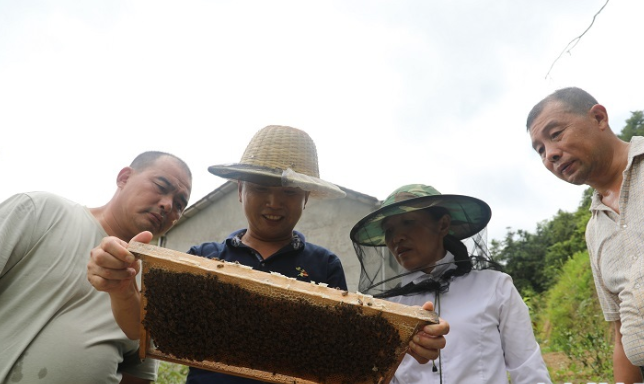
[551,130,561,139]
[154,182,168,193]
[533,144,545,157]
[285,188,305,197]
[382,221,394,240]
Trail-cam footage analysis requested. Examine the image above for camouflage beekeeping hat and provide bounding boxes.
[208,125,346,199]
[350,184,491,246]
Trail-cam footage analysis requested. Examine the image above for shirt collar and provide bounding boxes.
[591,136,644,211]
[626,136,644,170]
[227,229,305,250]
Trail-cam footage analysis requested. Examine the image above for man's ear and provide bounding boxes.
[116,167,134,188]
[238,180,243,203]
[303,192,310,209]
[590,104,609,131]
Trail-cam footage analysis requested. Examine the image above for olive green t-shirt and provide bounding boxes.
[0,192,157,383]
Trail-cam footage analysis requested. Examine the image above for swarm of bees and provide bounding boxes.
[132,242,438,384]
[144,269,400,384]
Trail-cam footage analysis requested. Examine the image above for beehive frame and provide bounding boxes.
[131,242,438,384]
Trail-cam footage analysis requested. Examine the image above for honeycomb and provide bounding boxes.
[130,242,438,384]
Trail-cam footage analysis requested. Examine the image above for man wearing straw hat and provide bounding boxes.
[185,125,350,383]
[88,125,449,384]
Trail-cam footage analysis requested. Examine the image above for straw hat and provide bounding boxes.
[208,125,346,199]
[350,184,491,246]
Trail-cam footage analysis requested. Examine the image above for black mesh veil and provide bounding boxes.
[352,228,501,298]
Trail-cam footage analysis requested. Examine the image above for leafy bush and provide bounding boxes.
[155,362,188,384]
[537,250,613,380]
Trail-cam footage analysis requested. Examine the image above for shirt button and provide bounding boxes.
[636,283,641,289]
[622,224,628,229]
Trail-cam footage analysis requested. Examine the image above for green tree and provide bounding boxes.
[617,110,644,141]
[490,202,588,295]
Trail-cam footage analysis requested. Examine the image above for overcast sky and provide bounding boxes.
[1,0,642,243]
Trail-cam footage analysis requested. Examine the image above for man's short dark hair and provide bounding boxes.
[526,87,599,130]
[130,151,192,179]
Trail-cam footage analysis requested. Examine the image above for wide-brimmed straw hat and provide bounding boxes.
[350,184,491,246]
[208,125,346,199]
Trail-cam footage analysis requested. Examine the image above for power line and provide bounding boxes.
[545,0,610,80]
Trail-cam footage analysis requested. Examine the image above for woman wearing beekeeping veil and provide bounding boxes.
[350,184,551,384]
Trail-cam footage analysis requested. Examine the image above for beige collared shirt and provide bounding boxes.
[586,135,644,366]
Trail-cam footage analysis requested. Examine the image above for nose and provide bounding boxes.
[394,232,405,244]
[389,228,406,246]
[544,144,562,163]
[265,190,283,208]
[159,195,173,216]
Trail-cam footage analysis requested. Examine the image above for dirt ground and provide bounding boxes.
[543,351,571,372]
[542,351,615,383]
[542,352,587,383]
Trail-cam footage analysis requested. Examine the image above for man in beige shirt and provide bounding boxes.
[527,86,644,384]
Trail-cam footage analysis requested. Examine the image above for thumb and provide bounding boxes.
[421,301,435,312]
[130,231,154,244]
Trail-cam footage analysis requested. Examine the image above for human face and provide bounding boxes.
[529,101,605,185]
[239,181,308,244]
[382,210,449,273]
[116,156,192,238]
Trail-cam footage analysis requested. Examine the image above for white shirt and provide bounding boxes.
[389,253,551,384]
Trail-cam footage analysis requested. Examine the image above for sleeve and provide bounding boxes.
[188,242,224,259]
[326,254,348,291]
[496,274,552,384]
[187,243,203,256]
[617,257,644,366]
[586,224,620,321]
[0,193,37,277]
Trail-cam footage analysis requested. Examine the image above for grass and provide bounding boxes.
[155,362,188,384]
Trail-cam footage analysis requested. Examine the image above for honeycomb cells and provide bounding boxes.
[143,268,403,384]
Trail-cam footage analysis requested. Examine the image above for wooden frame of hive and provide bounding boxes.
[131,242,439,384]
